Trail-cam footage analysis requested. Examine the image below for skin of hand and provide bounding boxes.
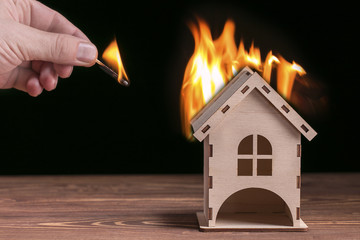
[0,0,98,97]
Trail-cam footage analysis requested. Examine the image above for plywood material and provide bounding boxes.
[191,68,253,133]
[197,212,308,232]
[191,68,317,141]
[203,88,302,228]
[190,67,318,231]
[0,174,359,239]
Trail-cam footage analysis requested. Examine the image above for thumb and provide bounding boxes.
[14,22,98,66]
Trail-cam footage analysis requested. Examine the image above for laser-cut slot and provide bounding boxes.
[221,105,230,113]
[297,176,301,189]
[209,144,213,157]
[296,207,300,220]
[208,176,213,189]
[262,85,270,94]
[202,125,210,133]
[301,124,309,133]
[241,85,249,94]
[281,105,290,113]
[297,144,301,157]
[208,208,213,220]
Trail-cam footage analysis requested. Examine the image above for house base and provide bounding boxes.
[196,212,308,232]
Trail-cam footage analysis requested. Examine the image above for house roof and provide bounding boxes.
[191,67,317,142]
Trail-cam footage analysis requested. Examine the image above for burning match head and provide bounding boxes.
[119,78,130,86]
[96,59,130,87]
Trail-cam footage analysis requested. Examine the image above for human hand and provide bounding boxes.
[0,0,98,96]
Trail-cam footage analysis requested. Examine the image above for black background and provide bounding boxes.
[0,0,358,174]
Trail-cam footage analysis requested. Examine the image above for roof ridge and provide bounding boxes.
[191,67,317,142]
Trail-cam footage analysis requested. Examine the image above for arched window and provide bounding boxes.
[238,135,272,176]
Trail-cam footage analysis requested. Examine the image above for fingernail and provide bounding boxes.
[76,43,97,63]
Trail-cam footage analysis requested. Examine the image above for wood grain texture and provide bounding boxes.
[0,173,359,240]
[204,88,302,228]
[191,69,317,142]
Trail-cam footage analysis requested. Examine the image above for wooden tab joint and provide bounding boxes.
[297,176,301,189]
[296,207,300,220]
[281,105,290,113]
[221,105,230,113]
[208,208,213,220]
[301,124,309,133]
[241,85,249,94]
[202,125,210,133]
[262,85,270,94]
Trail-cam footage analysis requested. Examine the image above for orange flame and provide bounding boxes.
[102,38,128,82]
[276,57,306,98]
[180,19,306,140]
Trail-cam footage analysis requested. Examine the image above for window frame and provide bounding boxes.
[237,134,272,176]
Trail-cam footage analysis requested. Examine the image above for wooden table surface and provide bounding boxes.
[0,173,359,240]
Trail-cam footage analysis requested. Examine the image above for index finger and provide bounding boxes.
[25,0,90,41]
[26,0,90,76]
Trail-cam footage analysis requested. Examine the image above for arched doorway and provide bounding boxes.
[216,188,293,227]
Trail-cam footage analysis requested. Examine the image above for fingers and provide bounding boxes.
[32,61,61,92]
[33,61,58,91]
[13,64,58,96]
[6,21,98,66]
[53,64,73,79]
[1,0,97,96]
[32,61,73,79]
[12,67,43,97]
[21,0,89,41]
[31,61,73,94]
[39,62,58,91]
[12,62,64,96]
[26,76,43,97]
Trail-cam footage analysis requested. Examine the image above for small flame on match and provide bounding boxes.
[102,38,129,83]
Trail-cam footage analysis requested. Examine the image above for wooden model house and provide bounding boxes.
[191,67,317,231]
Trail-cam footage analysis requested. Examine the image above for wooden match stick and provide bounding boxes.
[95,59,130,87]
